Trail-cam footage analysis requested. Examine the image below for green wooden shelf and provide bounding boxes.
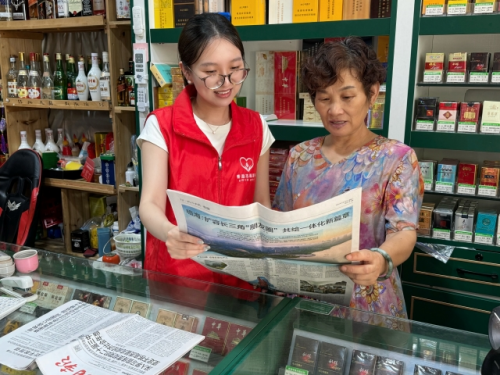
[424,190,500,202]
[419,14,500,35]
[417,236,500,253]
[151,18,391,43]
[417,82,500,88]
[269,125,384,142]
[409,131,500,152]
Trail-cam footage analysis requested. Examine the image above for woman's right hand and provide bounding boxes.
[165,226,209,259]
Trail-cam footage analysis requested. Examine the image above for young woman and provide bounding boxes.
[138,13,274,290]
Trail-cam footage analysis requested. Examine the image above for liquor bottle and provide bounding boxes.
[44,128,59,153]
[44,0,56,18]
[7,56,18,98]
[78,55,87,75]
[11,0,29,20]
[56,128,64,149]
[18,131,31,150]
[87,53,101,101]
[68,0,81,16]
[125,57,135,106]
[41,53,54,99]
[18,51,26,70]
[57,0,68,17]
[64,53,70,72]
[16,58,29,99]
[29,52,40,76]
[99,51,110,102]
[86,55,92,74]
[76,61,88,101]
[0,0,13,20]
[53,53,67,100]
[66,56,78,100]
[32,129,45,154]
[117,68,125,106]
[92,0,104,15]
[27,69,41,99]
[98,57,102,71]
[82,0,92,15]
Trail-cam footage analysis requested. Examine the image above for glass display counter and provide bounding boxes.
[212,298,491,375]
[0,242,287,375]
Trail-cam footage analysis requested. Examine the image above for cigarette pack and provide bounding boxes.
[458,101,481,133]
[457,163,477,186]
[437,101,459,132]
[437,160,459,184]
[480,166,500,187]
[316,342,347,375]
[475,210,497,237]
[255,51,275,115]
[348,350,376,375]
[448,52,468,73]
[199,317,230,355]
[423,53,444,82]
[291,336,320,373]
[418,202,435,236]
[274,51,297,120]
[415,97,438,131]
[470,52,490,72]
[481,101,500,133]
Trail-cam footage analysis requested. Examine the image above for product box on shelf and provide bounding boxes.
[255,51,275,116]
[492,53,500,83]
[292,0,319,23]
[457,163,477,195]
[473,0,498,14]
[423,53,445,83]
[370,0,392,18]
[447,0,472,15]
[274,51,297,120]
[475,210,498,245]
[422,0,446,16]
[343,0,370,19]
[367,101,385,129]
[454,203,476,242]
[478,163,500,197]
[447,52,468,83]
[432,198,459,240]
[435,159,459,193]
[174,0,195,28]
[415,97,439,131]
[419,160,437,191]
[154,0,173,28]
[319,0,343,21]
[231,0,265,26]
[469,52,490,83]
[458,101,481,133]
[268,0,293,24]
[301,93,322,123]
[480,101,500,134]
[418,202,435,237]
[437,101,459,132]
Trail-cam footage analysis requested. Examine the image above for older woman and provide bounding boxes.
[273,37,424,318]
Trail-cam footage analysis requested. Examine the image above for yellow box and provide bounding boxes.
[94,132,108,157]
[158,99,173,108]
[154,0,174,28]
[231,0,266,25]
[375,36,390,63]
[293,0,319,23]
[157,85,173,95]
[319,0,342,21]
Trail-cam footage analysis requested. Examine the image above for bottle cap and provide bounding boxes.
[9,57,15,62]
[91,53,98,57]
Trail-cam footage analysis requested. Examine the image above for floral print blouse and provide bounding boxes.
[273,136,424,319]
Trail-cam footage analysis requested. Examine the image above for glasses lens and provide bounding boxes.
[230,69,248,85]
[205,75,225,90]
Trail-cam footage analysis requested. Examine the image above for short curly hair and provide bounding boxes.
[302,37,386,102]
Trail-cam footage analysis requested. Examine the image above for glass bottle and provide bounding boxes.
[57,0,68,17]
[78,55,87,75]
[68,0,82,17]
[44,128,59,153]
[29,52,36,75]
[125,57,135,106]
[64,53,70,73]
[7,56,18,98]
[18,51,26,70]
[99,51,110,102]
[34,53,41,76]
[87,53,101,101]
[66,56,78,100]
[11,0,29,20]
[18,131,31,150]
[41,53,54,100]
[92,0,105,15]
[76,61,89,101]
[27,69,41,99]
[86,55,92,75]
[117,68,125,106]
[53,53,67,100]
[0,0,13,21]
[98,57,102,71]
[32,129,45,154]
[56,128,64,149]
[16,56,29,99]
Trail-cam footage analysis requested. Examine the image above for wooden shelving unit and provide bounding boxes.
[1,6,137,254]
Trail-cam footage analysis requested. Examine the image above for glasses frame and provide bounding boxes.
[187,67,251,90]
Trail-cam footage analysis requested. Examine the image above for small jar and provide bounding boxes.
[93,167,102,183]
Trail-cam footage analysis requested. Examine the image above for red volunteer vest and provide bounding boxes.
[145,85,263,291]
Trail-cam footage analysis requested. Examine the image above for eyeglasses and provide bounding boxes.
[188,67,250,90]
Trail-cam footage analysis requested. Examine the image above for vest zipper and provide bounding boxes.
[218,156,222,203]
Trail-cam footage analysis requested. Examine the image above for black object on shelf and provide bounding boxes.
[44,168,82,180]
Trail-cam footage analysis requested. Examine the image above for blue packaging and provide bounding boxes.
[475,211,498,237]
[100,154,116,186]
[437,162,458,183]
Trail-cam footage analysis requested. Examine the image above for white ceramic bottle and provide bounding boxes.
[18,131,31,150]
[87,53,101,101]
[76,61,89,101]
[32,129,46,154]
[44,128,60,153]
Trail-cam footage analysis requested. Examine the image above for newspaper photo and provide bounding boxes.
[167,187,362,305]
[0,300,204,374]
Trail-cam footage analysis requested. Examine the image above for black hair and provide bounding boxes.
[178,13,245,85]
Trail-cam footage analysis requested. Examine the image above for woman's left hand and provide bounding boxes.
[340,250,387,286]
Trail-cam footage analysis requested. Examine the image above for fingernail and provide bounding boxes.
[198,240,204,245]
[345,254,352,261]
[340,266,346,272]
[204,246,210,251]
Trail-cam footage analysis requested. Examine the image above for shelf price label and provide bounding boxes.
[474,2,494,13]
[447,72,466,83]
[447,1,468,15]
[424,4,445,15]
[457,122,478,133]
[469,72,489,83]
[475,234,494,245]
[457,183,476,195]
[423,71,443,83]
[435,182,454,193]
[433,229,451,240]
[189,346,211,363]
[415,120,434,131]
[285,366,309,375]
[436,121,456,132]
[492,72,500,83]
[454,231,473,242]
[480,123,500,134]
[478,185,498,197]
[424,180,433,191]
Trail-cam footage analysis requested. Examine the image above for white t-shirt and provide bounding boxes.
[137,113,275,156]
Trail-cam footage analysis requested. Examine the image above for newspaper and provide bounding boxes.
[167,187,362,305]
[0,300,204,374]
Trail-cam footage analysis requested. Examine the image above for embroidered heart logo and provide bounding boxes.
[240,157,254,172]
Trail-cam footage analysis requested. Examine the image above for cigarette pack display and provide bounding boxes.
[130,301,151,318]
[415,97,439,131]
[316,342,347,375]
[437,160,459,184]
[458,102,481,133]
[113,297,133,313]
[223,324,252,355]
[255,51,275,115]
[173,313,198,333]
[292,0,319,22]
[481,101,500,134]
[423,53,444,82]
[454,204,476,242]
[156,309,177,327]
[419,338,438,361]
[374,356,404,375]
[199,317,231,355]
[291,336,320,373]
[433,199,458,240]
[414,365,442,375]
[447,52,468,83]
[492,52,500,82]
[274,51,297,120]
[418,202,435,237]
[469,52,490,82]
[480,166,500,187]
[447,0,471,15]
[457,163,477,186]
[419,160,437,190]
[421,0,445,16]
[348,350,376,375]
[437,101,459,132]
[475,210,497,237]
[438,342,457,365]
[473,0,498,14]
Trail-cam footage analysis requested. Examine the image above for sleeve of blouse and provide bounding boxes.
[271,150,295,212]
[384,148,424,234]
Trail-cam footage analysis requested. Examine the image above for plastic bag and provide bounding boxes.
[415,242,456,264]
